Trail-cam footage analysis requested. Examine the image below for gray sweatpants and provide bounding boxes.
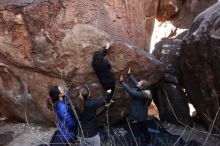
[79,133,101,146]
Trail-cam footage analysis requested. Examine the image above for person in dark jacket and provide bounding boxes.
[48,86,78,146]
[91,43,116,94]
[75,85,111,146]
[120,68,152,145]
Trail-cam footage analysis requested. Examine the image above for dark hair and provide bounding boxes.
[47,86,60,110]
[49,86,60,103]
[141,80,150,89]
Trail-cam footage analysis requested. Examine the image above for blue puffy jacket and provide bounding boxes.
[55,100,77,142]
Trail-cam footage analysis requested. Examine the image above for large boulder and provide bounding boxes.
[151,75,191,125]
[152,38,191,125]
[153,38,182,79]
[171,0,217,28]
[181,2,220,133]
[156,0,182,22]
[0,63,63,123]
[0,36,164,124]
[0,0,158,51]
[0,131,14,146]
[0,0,164,124]
[156,0,218,28]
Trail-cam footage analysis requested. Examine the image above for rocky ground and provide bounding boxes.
[163,122,220,146]
[1,119,220,146]
[0,104,219,146]
[0,120,56,146]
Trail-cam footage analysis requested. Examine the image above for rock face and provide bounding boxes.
[156,0,182,22]
[0,122,56,146]
[153,38,182,79]
[156,0,218,28]
[151,80,191,125]
[0,63,63,123]
[0,0,164,124]
[181,2,220,133]
[0,131,14,146]
[0,0,158,50]
[152,38,191,125]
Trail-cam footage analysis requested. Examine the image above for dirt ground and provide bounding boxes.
[0,103,219,146]
[0,121,56,146]
[1,119,220,146]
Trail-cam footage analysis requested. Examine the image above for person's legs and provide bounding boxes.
[130,122,140,135]
[129,121,149,145]
[78,134,100,146]
[89,133,100,146]
[138,121,151,144]
[50,130,69,146]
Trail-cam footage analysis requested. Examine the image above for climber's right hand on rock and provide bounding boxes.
[120,74,124,83]
[106,42,111,50]
[128,67,131,76]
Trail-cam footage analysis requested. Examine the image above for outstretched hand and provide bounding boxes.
[106,43,111,50]
[128,67,131,75]
[120,74,124,82]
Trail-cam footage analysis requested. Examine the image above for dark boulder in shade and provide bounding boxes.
[180,2,220,133]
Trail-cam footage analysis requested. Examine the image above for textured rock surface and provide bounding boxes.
[0,122,56,146]
[156,0,182,22]
[0,0,164,124]
[156,0,218,28]
[151,79,191,125]
[152,38,191,125]
[171,0,218,28]
[0,130,14,146]
[0,120,219,146]
[1,0,218,128]
[0,0,158,50]
[181,2,220,133]
[153,38,182,79]
[0,38,164,124]
[0,64,63,123]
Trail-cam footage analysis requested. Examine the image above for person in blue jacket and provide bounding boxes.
[120,68,152,145]
[48,86,78,146]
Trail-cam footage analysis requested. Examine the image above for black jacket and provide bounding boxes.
[92,49,116,91]
[77,92,111,137]
[121,75,150,121]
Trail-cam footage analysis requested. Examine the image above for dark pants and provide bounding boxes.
[130,121,151,144]
[50,130,77,146]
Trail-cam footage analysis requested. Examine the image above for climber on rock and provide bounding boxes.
[91,42,116,96]
[75,85,112,146]
[47,85,78,146]
[120,68,152,145]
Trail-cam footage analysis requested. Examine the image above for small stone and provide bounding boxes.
[31,127,36,131]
